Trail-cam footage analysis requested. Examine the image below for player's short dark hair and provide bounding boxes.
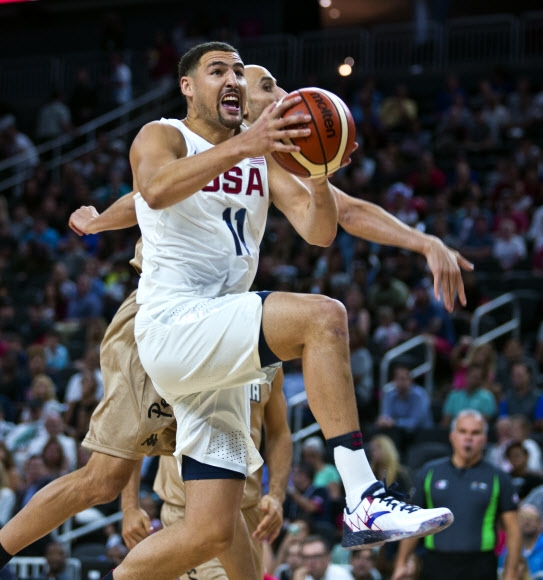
[177,41,240,81]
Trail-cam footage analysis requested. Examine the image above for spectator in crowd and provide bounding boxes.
[109,52,132,107]
[0,461,16,527]
[349,325,374,413]
[499,503,543,579]
[65,274,104,321]
[492,218,527,271]
[283,463,331,530]
[505,441,543,500]
[372,306,404,355]
[451,338,501,402]
[63,346,103,407]
[293,535,353,580]
[536,321,543,373]
[0,403,14,441]
[0,114,39,176]
[344,286,371,341]
[458,214,495,269]
[435,93,472,155]
[25,411,77,473]
[486,416,515,473]
[465,105,496,152]
[63,369,99,442]
[496,338,539,394]
[367,265,410,314]
[69,67,98,127]
[301,437,342,501]
[441,362,497,427]
[509,415,543,473]
[392,410,520,580]
[368,434,412,494]
[146,30,178,90]
[499,362,543,428]
[385,182,420,227]
[43,330,70,374]
[404,281,456,356]
[377,364,433,434]
[407,151,446,198]
[37,541,74,580]
[436,73,468,116]
[446,159,482,210]
[35,90,72,144]
[273,519,310,578]
[380,84,418,132]
[15,454,53,512]
[274,539,303,580]
[40,437,69,480]
[0,442,20,493]
[5,399,45,470]
[22,374,64,419]
[350,548,382,580]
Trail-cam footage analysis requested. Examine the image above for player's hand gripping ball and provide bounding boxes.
[272,87,356,178]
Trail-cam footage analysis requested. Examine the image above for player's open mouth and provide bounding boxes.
[221,93,240,112]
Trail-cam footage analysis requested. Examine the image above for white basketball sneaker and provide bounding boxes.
[342,480,454,549]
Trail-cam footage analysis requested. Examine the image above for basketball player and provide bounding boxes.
[99,41,458,580]
[150,368,290,580]
[0,47,469,576]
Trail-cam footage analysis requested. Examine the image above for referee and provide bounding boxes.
[392,409,521,580]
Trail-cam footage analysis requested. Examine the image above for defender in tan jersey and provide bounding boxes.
[154,369,291,580]
[84,238,177,460]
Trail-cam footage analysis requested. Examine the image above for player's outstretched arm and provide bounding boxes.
[69,193,138,236]
[121,459,153,550]
[254,368,292,543]
[334,187,474,312]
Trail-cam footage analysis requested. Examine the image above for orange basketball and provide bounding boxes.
[271,87,356,178]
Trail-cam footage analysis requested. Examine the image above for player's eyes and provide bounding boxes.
[263,85,272,92]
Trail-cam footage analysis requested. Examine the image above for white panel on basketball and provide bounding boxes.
[280,90,350,177]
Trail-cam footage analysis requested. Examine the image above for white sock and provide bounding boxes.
[334,446,378,512]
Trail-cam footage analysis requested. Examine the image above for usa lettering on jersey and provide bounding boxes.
[203,166,264,196]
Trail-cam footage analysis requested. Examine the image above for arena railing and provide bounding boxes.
[8,556,82,580]
[0,81,179,196]
[470,292,521,346]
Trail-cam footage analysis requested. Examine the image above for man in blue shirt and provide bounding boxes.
[377,364,433,432]
[499,503,543,578]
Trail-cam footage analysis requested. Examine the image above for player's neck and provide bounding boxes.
[182,116,238,145]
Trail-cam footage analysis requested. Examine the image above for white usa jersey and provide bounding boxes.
[135,118,270,307]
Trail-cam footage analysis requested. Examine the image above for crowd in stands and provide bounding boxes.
[0,25,542,580]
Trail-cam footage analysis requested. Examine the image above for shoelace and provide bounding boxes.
[373,478,421,513]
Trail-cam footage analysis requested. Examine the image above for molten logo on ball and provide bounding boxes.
[272,87,356,179]
[309,91,336,139]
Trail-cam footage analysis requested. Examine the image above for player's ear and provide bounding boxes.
[180,76,193,98]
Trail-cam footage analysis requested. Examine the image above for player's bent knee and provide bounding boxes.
[312,296,348,330]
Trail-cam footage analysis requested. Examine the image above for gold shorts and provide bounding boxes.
[82,290,176,460]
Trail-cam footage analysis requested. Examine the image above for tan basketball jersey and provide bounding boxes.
[154,382,271,510]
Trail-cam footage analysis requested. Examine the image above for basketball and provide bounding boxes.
[271,87,356,179]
